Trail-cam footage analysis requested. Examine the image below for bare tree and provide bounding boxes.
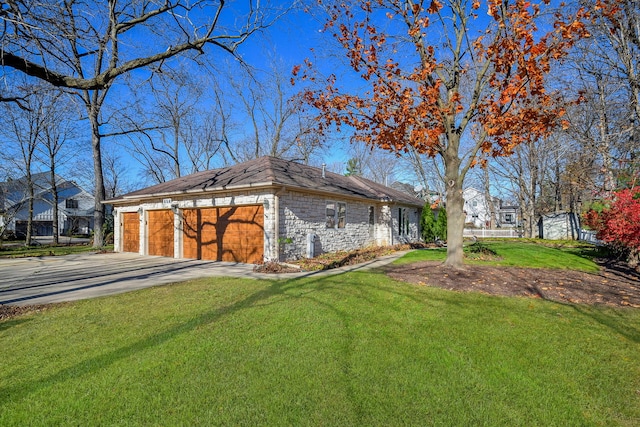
[146,68,204,179]
[0,85,47,245]
[1,0,275,247]
[38,89,77,244]
[232,62,325,162]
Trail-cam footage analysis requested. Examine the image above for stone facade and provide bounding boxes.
[113,188,422,262]
[276,190,421,261]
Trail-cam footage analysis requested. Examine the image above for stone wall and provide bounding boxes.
[278,190,378,260]
[277,191,421,260]
[389,205,421,244]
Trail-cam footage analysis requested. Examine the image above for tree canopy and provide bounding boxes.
[298,0,589,267]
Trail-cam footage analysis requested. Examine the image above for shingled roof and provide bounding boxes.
[106,156,424,207]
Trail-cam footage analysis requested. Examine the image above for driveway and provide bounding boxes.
[0,251,407,307]
[0,253,259,306]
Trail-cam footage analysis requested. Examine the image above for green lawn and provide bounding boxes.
[396,239,603,272]
[1,244,639,425]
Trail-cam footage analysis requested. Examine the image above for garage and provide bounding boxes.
[147,210,174,257]
[121,212,140,253]
[183,205,264,264]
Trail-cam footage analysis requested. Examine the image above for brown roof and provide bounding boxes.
[106,156,424,207]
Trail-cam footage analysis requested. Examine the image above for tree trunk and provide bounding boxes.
[49,166,59,245]
[443,141,465,268]
[89,106,106,248]
[483,165,496,228]
[596,77,616,193]
[25,171,34,246]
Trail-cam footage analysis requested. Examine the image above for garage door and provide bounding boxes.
[183,205,264,264]
[147,210,174,257]
[122,212,140,253]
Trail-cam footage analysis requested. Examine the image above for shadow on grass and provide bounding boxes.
[569,304,640,344]
[0,269,453,420]
[0,318,32,332]
[0,279,291,406]
[2,266,637,417]
[0,272,384,421]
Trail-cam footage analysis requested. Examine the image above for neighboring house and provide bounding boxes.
[537,212,581,240]
[463,187,519,228]
[0,173,94,237]
[463,187,490,228]
[497,202,519,228]
[106,156,424,264]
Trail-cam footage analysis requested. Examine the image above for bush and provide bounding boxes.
[583,187,640,269]
[435,207,447,241]
[420,206,437,242]
[421,206,447,242]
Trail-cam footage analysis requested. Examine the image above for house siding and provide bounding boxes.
[390,205,421,244]
[5,182,94,236]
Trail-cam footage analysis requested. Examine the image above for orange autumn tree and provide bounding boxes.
[298,0,588,268]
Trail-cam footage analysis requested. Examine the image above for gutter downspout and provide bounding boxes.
[274,186,286,261]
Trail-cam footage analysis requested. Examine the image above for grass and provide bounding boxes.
[0,243,112,258]
[395,239,603,272]
[1,257,639,425]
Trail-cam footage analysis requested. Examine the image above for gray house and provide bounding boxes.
[106,157,424,264]
[0,173,94,237]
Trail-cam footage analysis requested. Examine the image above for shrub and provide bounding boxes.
[435,207,447,241]
[583,187,640,269]
[420,206,437,242]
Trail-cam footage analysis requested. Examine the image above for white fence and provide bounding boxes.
[463,228,522,238]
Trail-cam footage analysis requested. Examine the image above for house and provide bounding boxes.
[463,188,491,228]
[0,173,94,237]
[463,187,519,228]
[105,156,424,264]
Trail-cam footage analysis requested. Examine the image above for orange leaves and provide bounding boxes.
[297,0,589,166]
[427,0,442,14]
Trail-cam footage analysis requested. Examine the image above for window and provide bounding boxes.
[65,199,78,209]
[337,202,346,228]
[326,201,346,229]
[398,207,409,235]
[505,213,513,223]
[326,202,335,228]
[368,206,375,226]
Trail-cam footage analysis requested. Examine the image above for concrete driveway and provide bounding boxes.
[0,251,407,307]
[0,253,260,306]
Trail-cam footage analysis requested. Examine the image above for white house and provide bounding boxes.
[463,187,518,228]
[0,173,94,237]
[105,157,424,264]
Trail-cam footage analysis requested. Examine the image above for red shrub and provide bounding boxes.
[584,187,640,267]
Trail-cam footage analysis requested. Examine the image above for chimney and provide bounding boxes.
[322,163,326,179]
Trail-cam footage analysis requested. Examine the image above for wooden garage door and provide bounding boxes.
[122,212,140,253]
[183,205,264,264]
[147,210,174,257]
